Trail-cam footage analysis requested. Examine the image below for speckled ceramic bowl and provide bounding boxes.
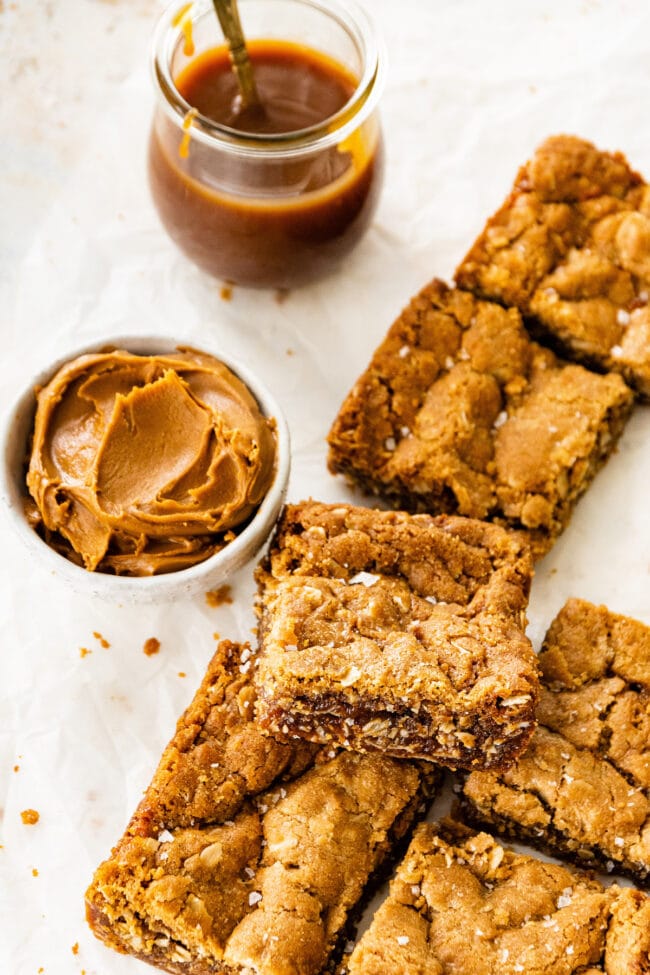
[0,335,290,603]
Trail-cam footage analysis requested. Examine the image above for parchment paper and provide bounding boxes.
[3,2,650,972]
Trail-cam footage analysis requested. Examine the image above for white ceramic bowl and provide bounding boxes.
[1,335,290,603]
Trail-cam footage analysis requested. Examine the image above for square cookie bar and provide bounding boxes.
[456,134,650,397]
[86,641,438,975]
[461,598,650,884]
[327,279,633,558]
[344,819,650,975]
[254,501,538,770]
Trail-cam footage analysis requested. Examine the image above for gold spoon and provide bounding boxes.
[211,0,263,114]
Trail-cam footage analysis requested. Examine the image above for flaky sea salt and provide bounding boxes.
[617,309,631,326]
[249,891,263,906]
[157,829,174,844]
[398,345,410,358]
[396,936,410,946]
[348,571,380,587]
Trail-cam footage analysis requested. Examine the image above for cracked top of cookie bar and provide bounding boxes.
[256,502,537,728]
[462,599,650,880]
[345,819,650,975]
[456,134,650,396]
[532,597,650,800]
[86,641,434,975]
[328,279,633,555]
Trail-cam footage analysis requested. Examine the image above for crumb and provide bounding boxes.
[13,765,19,772]
[286,348,295,356]
[178,672,186,678]
[275,288,289,304]
[93,631,110,649]
[79,647,91,658]
[72,943,79,955]
[32,868,39,877]
[143,637,160,657]
[206,585,233,608]
[220,282,234,301]
[21,809,39,825]
[213,631,220,640]
[224,530,236,542]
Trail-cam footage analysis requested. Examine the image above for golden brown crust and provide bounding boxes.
[85,641,438,975]
[254,501,538,770]
[327,279,633,558]
[344,819,650,975]
[456,134,650,397]
[462,599,650,884]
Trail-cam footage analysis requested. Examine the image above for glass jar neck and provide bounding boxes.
[151,0,384,159]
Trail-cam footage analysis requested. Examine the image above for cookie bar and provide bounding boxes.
[344,819,650,975]
[456,134,650,397]
[254,501,538,770]
[461,598,650,884]
[85,641,438,975]
[327,279,633,558]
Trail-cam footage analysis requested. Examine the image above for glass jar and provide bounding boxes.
[148,0,385,289]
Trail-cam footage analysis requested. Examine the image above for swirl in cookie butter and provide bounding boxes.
[26,348,276,576]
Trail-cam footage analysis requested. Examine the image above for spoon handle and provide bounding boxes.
[212,0,261,109]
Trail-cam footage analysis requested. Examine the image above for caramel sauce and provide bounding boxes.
[178,107,198,160]
[148,39,383,288]
[172,2,195,57]
[179,40,354,134]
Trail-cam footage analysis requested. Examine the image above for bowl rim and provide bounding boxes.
[0,334,291,600]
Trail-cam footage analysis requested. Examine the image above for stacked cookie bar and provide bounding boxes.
[328,277,632,558]
[86,500,540,973]
[461,598,650,884]
[344,819,650,975]
[86,640,440,975]
[456,135,650,398]
[254,501,537,769]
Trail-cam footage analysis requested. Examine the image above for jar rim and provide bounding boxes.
[150,0,384,158]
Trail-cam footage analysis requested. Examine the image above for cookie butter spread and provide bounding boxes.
[26,348,276,576]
